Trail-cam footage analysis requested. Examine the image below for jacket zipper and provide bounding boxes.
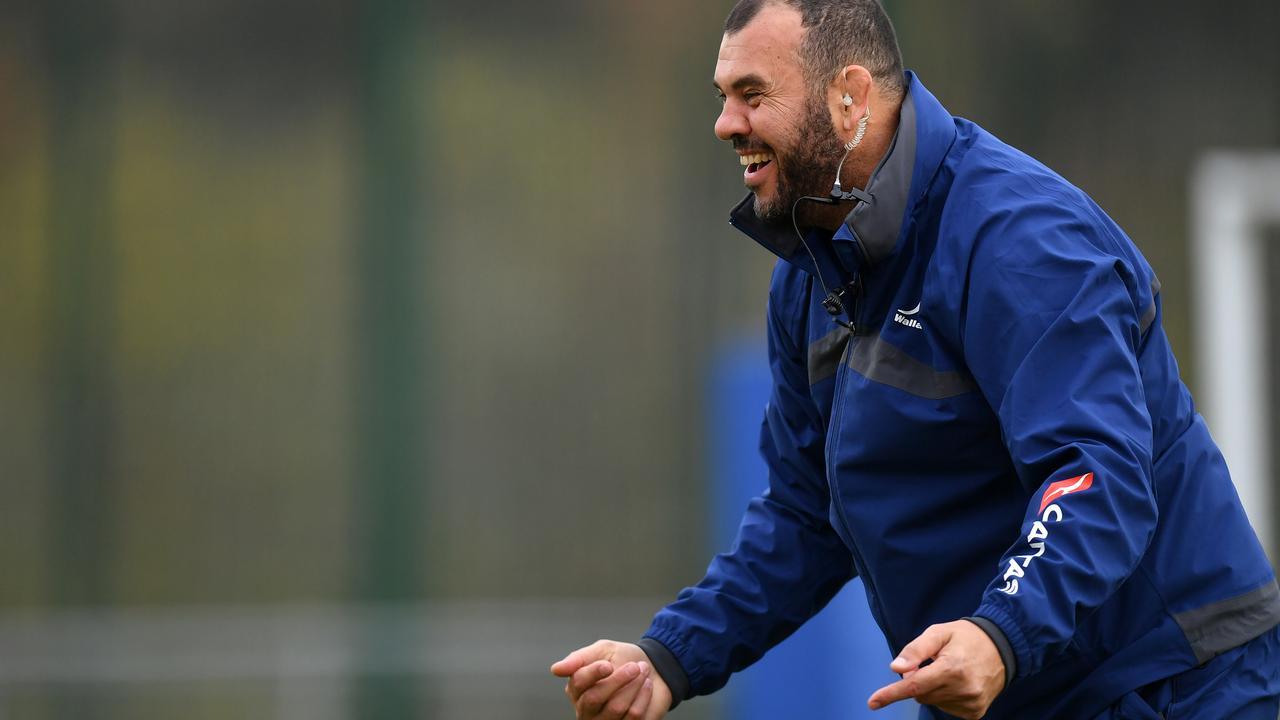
[823,284,901,652]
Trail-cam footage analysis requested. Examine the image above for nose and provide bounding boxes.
[714,100,749,142]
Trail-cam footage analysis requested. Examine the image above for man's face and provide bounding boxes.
[713,4,844,222]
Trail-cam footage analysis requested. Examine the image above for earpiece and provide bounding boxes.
[841,94,854,107]
[829,105,873,203]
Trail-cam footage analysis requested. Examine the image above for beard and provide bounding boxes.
[752,95,847,224]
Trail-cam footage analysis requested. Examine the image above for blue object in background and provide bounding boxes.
[709,337,916,720]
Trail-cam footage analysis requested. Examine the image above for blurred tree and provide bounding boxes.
[42,1,119,718]
[352,0,432,715]
[42,0,118,610]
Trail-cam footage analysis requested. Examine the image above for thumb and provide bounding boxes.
[550,644,603,677]
[890,625,950,674]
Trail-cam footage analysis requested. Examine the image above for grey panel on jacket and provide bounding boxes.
[1139,276,1162,336]
[846,332,976,400]
[808,327,975,399]
[1173,579,1280,664]
[807,326,852,386]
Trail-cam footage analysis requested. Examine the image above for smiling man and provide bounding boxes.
[551,1,1280,719]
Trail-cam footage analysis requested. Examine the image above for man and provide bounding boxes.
[552,1,1280,718]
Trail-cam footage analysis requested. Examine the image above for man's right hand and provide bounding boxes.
[551,640,672,720]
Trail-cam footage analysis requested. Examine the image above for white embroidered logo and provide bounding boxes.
[894,302,922,330]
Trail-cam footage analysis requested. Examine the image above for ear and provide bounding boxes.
[834,65,874,130]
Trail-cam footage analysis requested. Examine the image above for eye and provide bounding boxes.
[743,91,762,106]
[715,92,726,104]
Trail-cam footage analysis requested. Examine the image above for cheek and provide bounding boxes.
[767,117,805,153]
[749,108,788,146]
[756,124,789,158]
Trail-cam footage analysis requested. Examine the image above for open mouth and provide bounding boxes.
[740,152,775,182]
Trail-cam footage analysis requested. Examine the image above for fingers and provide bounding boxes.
[869,621,1004,719]
[870,623,953,710]
[577,662,650,717]
[631,678,654,719]
[594,669,648,719]
[552,642,608,677]
[566,660,614,702]
[890,624,950,674]
[868,661,946,710]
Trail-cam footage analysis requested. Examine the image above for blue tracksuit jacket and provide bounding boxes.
[640,72,1280,718]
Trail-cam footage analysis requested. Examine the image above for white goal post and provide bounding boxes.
[1192,151,1280,561]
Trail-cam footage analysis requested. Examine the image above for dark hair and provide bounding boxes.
[724,0,904,100]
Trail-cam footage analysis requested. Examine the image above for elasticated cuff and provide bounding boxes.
[636,637,690,711]
[970,601,1035,681]
[964,615,1016,689]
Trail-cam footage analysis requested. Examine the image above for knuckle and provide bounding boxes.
[580,690,605,714]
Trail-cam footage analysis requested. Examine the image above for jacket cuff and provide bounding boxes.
[963,616,1016,689]
[636,637,690,711]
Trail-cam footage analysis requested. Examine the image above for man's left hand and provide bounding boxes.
[867,620,1005,720]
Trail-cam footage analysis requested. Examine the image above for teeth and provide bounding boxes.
[738,152,774,166]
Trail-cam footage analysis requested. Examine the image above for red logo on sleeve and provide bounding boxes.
[1038,472,1094,513]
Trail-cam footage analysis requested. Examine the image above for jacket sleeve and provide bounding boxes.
[641,265,856,701]
[962,204,1159,680]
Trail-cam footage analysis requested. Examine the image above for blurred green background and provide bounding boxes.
[1,1,1278,718]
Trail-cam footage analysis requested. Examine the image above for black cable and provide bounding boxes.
[791,195,856,331]
[791,195,836,301]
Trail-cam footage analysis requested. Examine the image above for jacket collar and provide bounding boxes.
[729,71,957,276]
